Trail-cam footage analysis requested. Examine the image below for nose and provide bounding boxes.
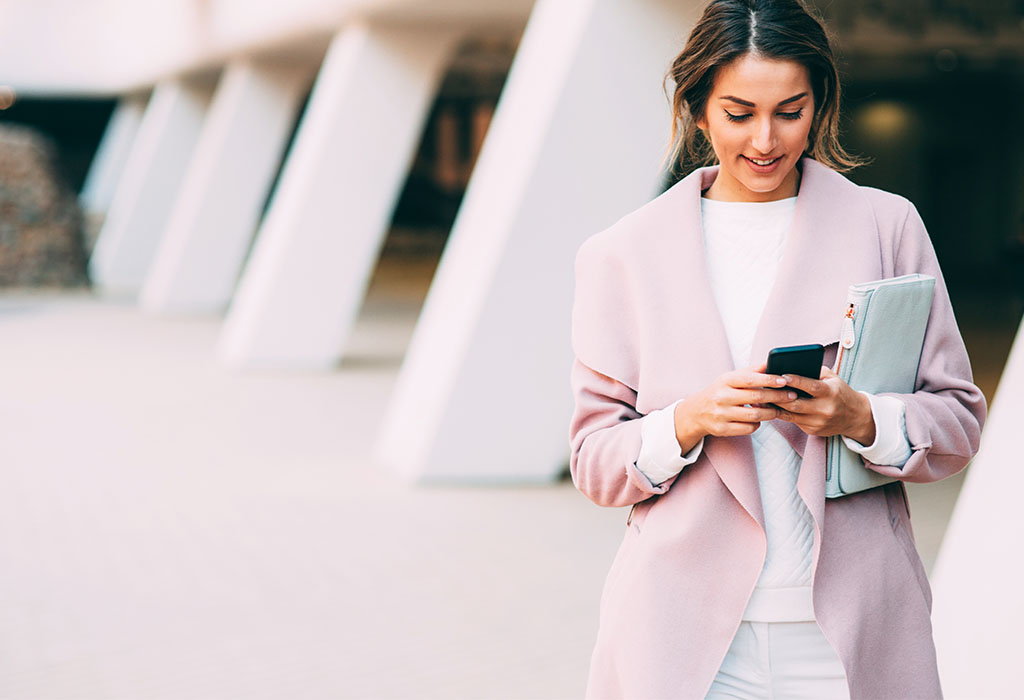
[751,115,776,155]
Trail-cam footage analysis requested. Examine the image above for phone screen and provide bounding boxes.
[766,344,825,398]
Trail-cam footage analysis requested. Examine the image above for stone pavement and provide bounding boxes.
[0,282,963,699]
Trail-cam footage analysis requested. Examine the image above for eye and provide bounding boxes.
[724,108,804,122]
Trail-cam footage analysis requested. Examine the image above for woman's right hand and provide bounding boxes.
[672,362,798,453]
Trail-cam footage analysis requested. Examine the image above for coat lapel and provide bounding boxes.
[630,164,767,528]
[748,158,882,372]
[628,157,883,532]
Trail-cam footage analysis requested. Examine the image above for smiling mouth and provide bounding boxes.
[744,155,782,166]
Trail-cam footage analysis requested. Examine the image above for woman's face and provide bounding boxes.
[696,53,814,202]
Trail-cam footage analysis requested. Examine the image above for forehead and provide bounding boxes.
[711,54,811,101]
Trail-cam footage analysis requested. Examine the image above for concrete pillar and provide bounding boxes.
[932,317,1024,699]
[217,21,462,368]
[139,60,313,314]
[374,0,700,482]
[89,78,215,296]
[79,92,149,217]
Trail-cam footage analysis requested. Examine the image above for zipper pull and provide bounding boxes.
[840,303,856,349]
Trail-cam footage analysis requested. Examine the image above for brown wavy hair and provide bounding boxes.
[662,0,865,175]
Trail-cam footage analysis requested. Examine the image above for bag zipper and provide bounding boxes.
[835,303,856,374]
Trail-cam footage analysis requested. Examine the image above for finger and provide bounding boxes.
[750,400,791,410]
[781,372,826,397]
[772,408,816,429]
[713,403,777,426]
[776,416,815,435]
[723,421,761,436]
[729,370,788,389]
[775,397,813,414]
[727,405,779,423]
[733,387,799,405]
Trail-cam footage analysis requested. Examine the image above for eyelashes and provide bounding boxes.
[724,108,804,122]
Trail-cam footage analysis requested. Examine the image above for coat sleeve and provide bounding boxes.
[865,200,987,483]
[569,357,680,507]
[568,235,684,507]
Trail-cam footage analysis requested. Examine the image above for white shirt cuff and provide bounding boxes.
[841,392,912,467]
[635,399,704,486]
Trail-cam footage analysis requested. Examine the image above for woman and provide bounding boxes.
[568,1,987,698]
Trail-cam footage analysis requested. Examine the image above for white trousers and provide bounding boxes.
[705,621,850,700]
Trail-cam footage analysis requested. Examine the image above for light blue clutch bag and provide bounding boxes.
[825,274,935,498]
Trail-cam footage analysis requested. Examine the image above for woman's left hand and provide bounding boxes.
[772,366,876,444]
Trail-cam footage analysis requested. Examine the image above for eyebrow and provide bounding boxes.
[719,92,809,107]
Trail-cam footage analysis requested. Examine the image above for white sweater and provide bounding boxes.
[635,194,912,622]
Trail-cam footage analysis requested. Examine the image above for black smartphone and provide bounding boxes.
[766,344,824,398]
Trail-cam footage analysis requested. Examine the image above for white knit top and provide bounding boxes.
[634,193,912,622]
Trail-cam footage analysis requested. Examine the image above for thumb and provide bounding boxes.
[819,365,837,379]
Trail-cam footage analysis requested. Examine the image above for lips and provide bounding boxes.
[744,155,781,166]
[741,154,785,175]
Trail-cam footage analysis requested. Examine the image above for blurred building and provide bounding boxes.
[0,0,1020,472]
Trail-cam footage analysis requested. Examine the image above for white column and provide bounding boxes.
[217,22,462,368]
[139,60,313,314]
[79,92,149,216]
[89,78,214,297]
[932,317,1024,699]
[374,0,700,482]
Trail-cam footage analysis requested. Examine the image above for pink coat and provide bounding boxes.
[569,157,987,699]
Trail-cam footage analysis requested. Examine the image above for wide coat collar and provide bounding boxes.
[573,157,885,529]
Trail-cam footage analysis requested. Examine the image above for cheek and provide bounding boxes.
[706,124,739,151]
[788,119,815,145]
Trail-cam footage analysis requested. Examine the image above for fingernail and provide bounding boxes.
[780,375,792,383]
[788,392,797,400]
[775,377,787,386]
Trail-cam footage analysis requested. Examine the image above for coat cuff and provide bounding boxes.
[841,392,912,467]
[635,399,705,486]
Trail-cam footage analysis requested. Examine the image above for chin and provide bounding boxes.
[741,178,784,193]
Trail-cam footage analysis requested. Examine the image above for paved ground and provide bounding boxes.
[0,282,627,699]
[0,253,1005,698]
